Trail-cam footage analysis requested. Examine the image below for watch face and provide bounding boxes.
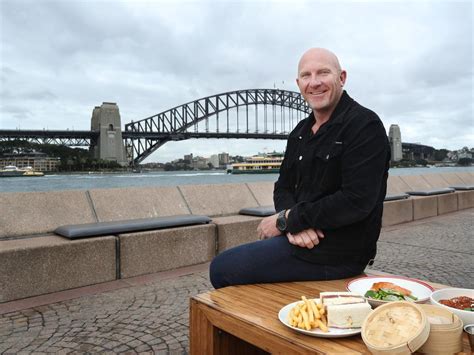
[277,211,287,232]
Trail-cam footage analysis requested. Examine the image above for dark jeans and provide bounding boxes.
[209,235,367,289]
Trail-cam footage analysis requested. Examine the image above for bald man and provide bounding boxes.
[210,48,390,288]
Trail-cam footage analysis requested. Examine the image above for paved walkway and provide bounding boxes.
[1,209,473,354]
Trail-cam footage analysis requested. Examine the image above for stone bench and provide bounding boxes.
[179,182,271,254]
[387,173,474,219]
[0,187,217,303]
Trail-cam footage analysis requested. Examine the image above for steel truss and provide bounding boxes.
[0,130,96,147]
[125,89,310,164]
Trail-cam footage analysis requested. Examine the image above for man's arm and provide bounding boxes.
[257,210,325,249]
[286,119,389,234]
[273,138,297,212]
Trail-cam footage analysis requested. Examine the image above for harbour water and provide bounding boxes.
[0,166,473,193]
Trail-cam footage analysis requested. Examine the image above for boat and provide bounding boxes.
[228,155,283,174]
[0,165,45,177]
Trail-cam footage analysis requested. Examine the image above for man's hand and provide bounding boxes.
[257,214,281,240]
[287,228,325,249]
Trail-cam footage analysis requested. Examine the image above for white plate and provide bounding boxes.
[346,276,434,307]
[278,299,362,338]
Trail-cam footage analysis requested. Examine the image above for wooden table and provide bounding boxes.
[190,273,471,354]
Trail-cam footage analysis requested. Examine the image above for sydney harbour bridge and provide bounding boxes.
[0,89,311,165]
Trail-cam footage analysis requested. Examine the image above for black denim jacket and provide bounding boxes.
[274,91,390,265]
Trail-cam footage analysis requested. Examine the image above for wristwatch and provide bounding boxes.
[276,209,288,233]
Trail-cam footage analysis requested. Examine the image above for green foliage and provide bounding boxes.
[390,159,417,168]
[458,157,473,166]
[433,149,449,161]
[415,159,428,166]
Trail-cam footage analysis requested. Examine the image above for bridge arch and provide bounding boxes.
[124,89,311,164]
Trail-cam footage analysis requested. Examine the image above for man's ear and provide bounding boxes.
[340,70,347,86]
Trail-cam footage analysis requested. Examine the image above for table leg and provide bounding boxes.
[190,298,219,355]
[190,298,269,355]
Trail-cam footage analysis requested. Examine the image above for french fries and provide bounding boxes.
[287,296,329,332]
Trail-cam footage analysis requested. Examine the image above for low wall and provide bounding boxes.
[0,172,473,303]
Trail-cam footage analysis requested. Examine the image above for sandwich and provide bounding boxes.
[320,292,372,329]
[320,291,366,305]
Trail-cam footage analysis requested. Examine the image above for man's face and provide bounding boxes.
[296,51,346,114]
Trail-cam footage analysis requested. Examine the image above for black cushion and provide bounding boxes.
[55,215,211,239]
[406,187,455,196]
[239,206,276,217]
[449,185,474,190]
[384,193,410,201]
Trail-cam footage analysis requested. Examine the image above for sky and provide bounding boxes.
[1,0,473,163]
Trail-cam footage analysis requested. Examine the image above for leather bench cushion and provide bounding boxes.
[239,206,276,217]
[55,215,211,239]
[449,185,474,190]
[384,193,410,201]
[406,187,455,196]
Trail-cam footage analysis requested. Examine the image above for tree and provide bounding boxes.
[458,158,473,166]
[415,159,428,166]
[433,149,449,161]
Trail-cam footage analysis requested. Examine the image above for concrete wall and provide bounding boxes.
[0,236,116,302]
[89,186,190,222]
[0,191,97,238]
[119,224,215,278]
[0,172,472,303]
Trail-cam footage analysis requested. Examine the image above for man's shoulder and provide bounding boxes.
[340,99,385,136]
[348,99,382,125]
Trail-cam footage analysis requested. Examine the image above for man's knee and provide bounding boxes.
[209,254,228,289]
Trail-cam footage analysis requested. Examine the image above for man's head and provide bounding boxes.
[296,48,346,116]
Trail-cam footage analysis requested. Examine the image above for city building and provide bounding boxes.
[191,156,209,170]
[402,143,435,161]
[209,154,219,168]
[0,152,60,171]
[388,124,403,162]
[218,152,229,167]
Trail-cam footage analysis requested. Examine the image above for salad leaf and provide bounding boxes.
[364,288,418,302]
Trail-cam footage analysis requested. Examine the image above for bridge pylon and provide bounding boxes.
[90,102,128,166]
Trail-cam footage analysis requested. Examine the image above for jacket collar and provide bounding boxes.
[299,90,353,136]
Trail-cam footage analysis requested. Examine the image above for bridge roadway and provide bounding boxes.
[0,209,472,354]
[0,129,289,142]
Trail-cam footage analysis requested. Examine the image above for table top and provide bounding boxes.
[192,272,471,354]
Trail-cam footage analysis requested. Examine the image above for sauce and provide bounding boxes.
[439,296,474,311]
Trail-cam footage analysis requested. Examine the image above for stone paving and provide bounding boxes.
[0,209,473,354]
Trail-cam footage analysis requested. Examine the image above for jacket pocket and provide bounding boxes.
[314,142,343,192]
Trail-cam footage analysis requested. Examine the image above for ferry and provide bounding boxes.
[228,155,283,174]
[0,165,45,177]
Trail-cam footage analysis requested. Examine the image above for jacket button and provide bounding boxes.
[299,155,303,160]
[326,154,330,159]
[299,136,302,140]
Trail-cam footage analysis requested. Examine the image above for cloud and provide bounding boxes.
[0,0,472,162]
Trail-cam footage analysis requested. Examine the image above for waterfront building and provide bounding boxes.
[191,156,209,170]
[388,124,403,162]
[209,154,219,169]
[402,143,435,161]
[218,152,229,167]
[0,152,60,171]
